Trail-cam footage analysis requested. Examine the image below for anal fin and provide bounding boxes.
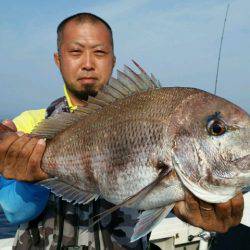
[38,178,99,205]
[131,204,175,242]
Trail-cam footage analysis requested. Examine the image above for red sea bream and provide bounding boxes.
[32,63,250,241]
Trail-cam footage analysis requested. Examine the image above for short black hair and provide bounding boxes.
[57,12,114,52]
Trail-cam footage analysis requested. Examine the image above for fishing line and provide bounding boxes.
[214,3,230,95]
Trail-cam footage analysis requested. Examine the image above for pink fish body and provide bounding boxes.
[34,63,250,241]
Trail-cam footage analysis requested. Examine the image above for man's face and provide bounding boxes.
[54,20,115,101]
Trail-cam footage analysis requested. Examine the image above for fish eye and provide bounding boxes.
[206,119,227,136]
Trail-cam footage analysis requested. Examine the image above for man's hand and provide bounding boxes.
[0,120,48,182]
[173,191,244,233]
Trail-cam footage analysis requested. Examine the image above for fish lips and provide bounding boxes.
[229,154,250,187]
[232,154,250,171]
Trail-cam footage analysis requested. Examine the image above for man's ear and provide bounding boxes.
[54,52,60,68]
[113,55,116,68]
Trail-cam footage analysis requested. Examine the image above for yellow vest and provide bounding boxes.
[13,85,76,132]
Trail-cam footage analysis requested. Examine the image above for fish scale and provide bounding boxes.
[41,88,193,202]
[33,63,250,241]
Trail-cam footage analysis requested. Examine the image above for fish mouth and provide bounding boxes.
[231,154,250,162]
[231,154,250,171]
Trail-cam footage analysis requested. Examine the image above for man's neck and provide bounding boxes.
[68,91,88,107]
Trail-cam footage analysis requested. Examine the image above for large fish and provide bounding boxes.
[20,63,250,240]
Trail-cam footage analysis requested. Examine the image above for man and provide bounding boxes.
[0,13,244,249]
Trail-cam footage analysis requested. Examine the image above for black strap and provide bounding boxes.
[93,200,101,250]
[73,204,80,246]
[27,220,41,246]
[57,197,65,250]
[27,208,47,246]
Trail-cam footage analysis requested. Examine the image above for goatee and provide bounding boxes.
[67,84,98,101]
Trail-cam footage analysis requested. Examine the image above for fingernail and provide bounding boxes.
[2,120,10,125]
[38,138,46,145]
[16,131,24,137]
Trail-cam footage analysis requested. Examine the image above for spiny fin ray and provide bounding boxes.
[31,61,161,139]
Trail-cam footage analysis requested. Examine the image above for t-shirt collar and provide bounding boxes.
[63,85,77,111]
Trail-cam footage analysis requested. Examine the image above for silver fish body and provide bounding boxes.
[41,87,250,208]
[34,64,249,241]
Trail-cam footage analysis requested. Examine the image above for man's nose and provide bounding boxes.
[81,52,94,71]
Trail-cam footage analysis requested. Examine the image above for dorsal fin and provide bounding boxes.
[132,60,161,88]
[31,112,86,139]
[31,61,161,139]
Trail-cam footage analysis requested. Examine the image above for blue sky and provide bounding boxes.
[0,0,249,119]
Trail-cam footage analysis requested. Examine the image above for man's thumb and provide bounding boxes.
[2,119,17,131]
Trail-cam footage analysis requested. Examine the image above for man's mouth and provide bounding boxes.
[77,77,97,84]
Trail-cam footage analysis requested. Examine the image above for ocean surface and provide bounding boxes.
[0,207,17,239]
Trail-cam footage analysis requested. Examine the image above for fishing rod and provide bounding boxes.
[214,3,230,95]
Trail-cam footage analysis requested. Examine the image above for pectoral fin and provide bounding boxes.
[131,204,175,242]
[93,167,172,222]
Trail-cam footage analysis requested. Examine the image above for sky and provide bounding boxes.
[0,0,249,120]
